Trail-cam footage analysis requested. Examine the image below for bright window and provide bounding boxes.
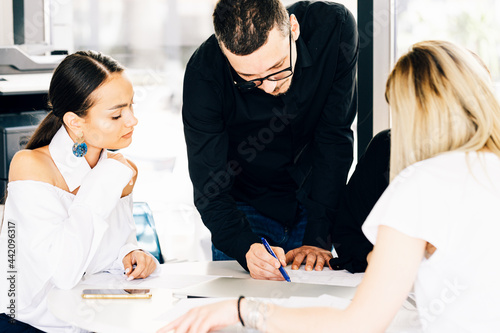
[395,0,500,97]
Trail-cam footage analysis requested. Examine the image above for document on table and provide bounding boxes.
[285,266,364,287]
[80,271,218,290]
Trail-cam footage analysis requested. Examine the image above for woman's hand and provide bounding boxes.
[157,299,238,333]
[108,152,137,185]
[366,250,373,265]
[122,250,156,280]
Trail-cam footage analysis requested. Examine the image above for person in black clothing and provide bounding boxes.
[183,0,358,279]
[330,129,391,273]
[0,314,45,333]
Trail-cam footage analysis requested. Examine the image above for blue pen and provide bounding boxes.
[261,237,291,282]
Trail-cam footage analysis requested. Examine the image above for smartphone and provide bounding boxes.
[81,289,152,299]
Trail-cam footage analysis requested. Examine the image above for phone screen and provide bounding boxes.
[82,289,152,299]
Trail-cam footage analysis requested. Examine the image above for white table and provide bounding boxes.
[48,287,174,333]
[47,261,419,333]
[47,261,248,333]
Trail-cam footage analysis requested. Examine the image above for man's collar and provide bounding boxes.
[48,126,107,192]
[293,35,313,79]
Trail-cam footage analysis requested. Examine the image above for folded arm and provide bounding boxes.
[6,151,134,294]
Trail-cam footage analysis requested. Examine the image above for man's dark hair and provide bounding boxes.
[213,0,290,56]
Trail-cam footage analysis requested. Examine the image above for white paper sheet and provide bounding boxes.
[285,266,364,287]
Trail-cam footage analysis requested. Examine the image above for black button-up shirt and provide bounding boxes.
[183,1,359,269]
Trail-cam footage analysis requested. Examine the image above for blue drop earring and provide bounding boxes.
[72,133,88,157]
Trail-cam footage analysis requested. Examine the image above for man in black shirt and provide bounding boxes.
[183,0,358,279]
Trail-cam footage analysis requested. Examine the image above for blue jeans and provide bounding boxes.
[212,202,307,261]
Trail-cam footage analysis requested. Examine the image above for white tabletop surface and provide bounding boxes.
[48,286,174,333]
[47,261,420,333]
[47,261,249,333]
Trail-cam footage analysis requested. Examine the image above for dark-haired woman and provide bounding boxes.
[0,51,158,332]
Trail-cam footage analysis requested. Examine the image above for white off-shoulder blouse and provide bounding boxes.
[0,126,148,332]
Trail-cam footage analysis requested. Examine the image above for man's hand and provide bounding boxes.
[246,243,287,280]
[122,250,157,280]
[285,245,333,271]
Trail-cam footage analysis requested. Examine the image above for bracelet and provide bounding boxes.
[237,295,245,327]
[242,297,269,332]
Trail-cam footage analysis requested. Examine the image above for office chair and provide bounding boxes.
[133,202,165,264]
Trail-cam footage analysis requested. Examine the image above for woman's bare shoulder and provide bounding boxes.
[126,158,138,174]
[9,147,57,184]
[121,158,138,197]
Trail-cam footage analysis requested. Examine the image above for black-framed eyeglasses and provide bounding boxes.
[228,32,293,92]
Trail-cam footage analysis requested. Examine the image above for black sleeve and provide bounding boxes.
[183,65,260,271]
[330,129,391,273]
[301,9,359,250]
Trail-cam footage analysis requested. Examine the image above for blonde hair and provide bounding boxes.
[386,40,500,181]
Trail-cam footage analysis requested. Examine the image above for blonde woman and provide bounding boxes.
[158,40,500,332]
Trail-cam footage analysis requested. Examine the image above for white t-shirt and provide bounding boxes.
[363,151,500,332]
[0,126,153,332]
